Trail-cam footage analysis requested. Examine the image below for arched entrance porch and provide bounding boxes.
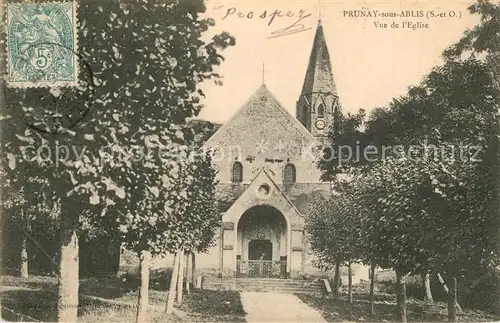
[219,169,305,278]
[235,205,288,278]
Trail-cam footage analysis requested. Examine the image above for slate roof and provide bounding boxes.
[205,84,319,159]
[300,20,338,96]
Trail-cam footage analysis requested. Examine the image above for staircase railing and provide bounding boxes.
[236,260,287,278]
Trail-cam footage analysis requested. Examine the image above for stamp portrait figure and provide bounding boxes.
[7,2,78,87]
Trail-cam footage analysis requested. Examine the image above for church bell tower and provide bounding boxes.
[296,19,342,145]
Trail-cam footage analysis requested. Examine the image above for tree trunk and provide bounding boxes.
[191,252,196,288]
[333,260,341,295]
[218,227,223,277]
[369,262,376,317]
[422,272,433,302]
[348,261,353,304]
[437,272,449,293]
[437,273,462,311]
[109,237,121,278]
[177,249,185,304]
[165,252,180,314]
[20,236,28,278]
[447,276,458,322]
[135,251,151,323]
[57,209,79,323]
[395,269,407,323]
[185,252,190,294]
[57,205,79,322]
[20,210,29,278]
[17,220,58,273]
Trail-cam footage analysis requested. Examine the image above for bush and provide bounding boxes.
[375,269,396,282]
[462,272,500,316]
[376,274,441,301]
[377,279,395,294]
[405,275,422,299]
[118,267,173,292]
[348,268,498,316]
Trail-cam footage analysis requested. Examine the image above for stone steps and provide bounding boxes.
[201,277,327,293]
[204,281,325,288]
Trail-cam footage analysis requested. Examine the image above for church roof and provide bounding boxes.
[300,20,338,96]
[205,84,319,154]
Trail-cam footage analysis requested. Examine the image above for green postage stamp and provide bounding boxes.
[6,2,78,87]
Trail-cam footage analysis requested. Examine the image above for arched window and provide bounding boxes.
[283,164,296,184]
[317,103,325,118]
[231,162,243,183]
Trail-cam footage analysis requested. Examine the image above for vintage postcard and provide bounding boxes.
[1,0,498,322]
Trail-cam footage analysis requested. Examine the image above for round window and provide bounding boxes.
[257,184,271,197]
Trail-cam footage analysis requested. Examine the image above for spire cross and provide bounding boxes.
[262,63,266,84]
[259,63,270,85]
[318,2,322,23]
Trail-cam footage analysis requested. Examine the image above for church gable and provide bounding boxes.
[222,169,304,226]
[206,84,319,160]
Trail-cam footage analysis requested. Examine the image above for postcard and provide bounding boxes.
[1,1,498,322]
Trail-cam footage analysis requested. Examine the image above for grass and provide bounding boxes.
[1,288,59,322]
[177,289,246,322]
[78,298,173,323]
[8,274,496,322]
[0,275,245,322]
[296,292,500,322]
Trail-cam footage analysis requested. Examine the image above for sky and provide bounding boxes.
[197,1,480,124]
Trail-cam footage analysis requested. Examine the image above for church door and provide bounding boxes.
[248,240,272,277]
[249,240,272,260]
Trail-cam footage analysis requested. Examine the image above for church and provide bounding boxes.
[202,19,342,279]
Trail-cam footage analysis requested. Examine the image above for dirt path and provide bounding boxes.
[241,292,326,322]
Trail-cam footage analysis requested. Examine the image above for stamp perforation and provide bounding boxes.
[5,0,80,88]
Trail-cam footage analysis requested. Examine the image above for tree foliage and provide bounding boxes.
[1,0,233,251]
[1,0,234,320]
[308,2,500,320]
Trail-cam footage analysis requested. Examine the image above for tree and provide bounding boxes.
[306,190,365,303]
[164,149,220,312]
[357,57,498,320]
[306,196,341,292]
[1,0,234,322]
[311,2,499,322]
[444,1,499,65]
[0,161,59,278]
[318,109,368,181]
[421,272,433,302]
[339,53,497,323]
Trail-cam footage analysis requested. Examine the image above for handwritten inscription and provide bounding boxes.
[220,7,312,39]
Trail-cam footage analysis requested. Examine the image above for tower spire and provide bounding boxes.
[299,19,337,96]
[296,17,341,144]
